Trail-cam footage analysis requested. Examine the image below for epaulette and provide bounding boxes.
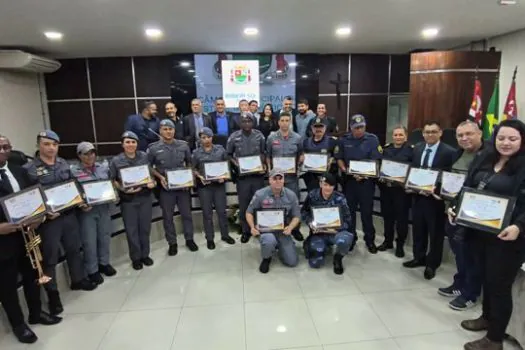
[384,143,391,148]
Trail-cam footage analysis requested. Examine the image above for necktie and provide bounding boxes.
[422,149,432,168]
[0,169,14,193]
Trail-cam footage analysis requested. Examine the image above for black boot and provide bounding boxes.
[333,253,344,275]
[377,241,393,251]
[47,290,63,316]
[259,258,272,273]
[395,244,405,258]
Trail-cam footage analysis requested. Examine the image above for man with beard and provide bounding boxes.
[293,99,316,139]
[164,102,185,140]
[124,100,160,151]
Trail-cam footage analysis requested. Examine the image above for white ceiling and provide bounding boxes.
[0,0,524,58]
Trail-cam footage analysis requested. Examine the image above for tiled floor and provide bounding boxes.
[0,233,522,350]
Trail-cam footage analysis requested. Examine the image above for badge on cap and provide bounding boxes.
[355,116,363,123]
[39,131,47,137]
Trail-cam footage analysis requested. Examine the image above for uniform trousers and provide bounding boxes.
[159,188,194,244]
[78,205,111,274]
[197,183,229,240]
[0,239,41,329]
[379,185,409,245]
[121,194,152,262]
[237,176,265,234]
[343,177,376,245]
[38,210,85,291]
[259,232,298,267]
[308,231,354,268]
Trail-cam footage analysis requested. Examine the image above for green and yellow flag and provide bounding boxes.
[483,80,499,141]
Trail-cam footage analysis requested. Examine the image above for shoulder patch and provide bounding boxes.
[384,143,391,148]
[377,145,383,153]
[333,145,339,153]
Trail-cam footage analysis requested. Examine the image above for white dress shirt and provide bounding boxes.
[0,161,21,193]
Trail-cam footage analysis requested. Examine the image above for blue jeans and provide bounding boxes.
[308,231,354,268]
[446,221,482,300]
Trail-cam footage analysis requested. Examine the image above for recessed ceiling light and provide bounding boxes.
[276,70,282,73]
[188,69,195,73]
[499,0,517,5]
[421,27,439,39]
[301,74,308,79]
[335,27,351,36]
[180,61,191,67]
[243,27,259,36]
[289,62,298,67]
[145,28,163,39]
[44,31,63,40]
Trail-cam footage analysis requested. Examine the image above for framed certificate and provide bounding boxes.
[302,153,329,173]
[238,155,264,175]
[379,160,410,184]
[0,185,47,224]
[273,156,296,174]
[203,161,231,181]
[348,160,378,177]
[440,171,467,199]
[43,180,84,213]
[166,168,194,190]
[256,209,285,232]
[119,164,152,189]
[80,180,117,206]
[311,206,341,231]
[405,167,439,193]
[456,187,516,234]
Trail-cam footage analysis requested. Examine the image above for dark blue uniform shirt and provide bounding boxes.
[335,132,382,163]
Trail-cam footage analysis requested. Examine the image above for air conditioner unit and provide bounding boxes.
[0,50,61,73]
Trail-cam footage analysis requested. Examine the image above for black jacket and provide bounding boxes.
[183,113,212,149]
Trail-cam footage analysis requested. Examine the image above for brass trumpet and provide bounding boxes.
[21,225,51,285]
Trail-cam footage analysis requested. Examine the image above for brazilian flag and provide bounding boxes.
[483,80,499,141]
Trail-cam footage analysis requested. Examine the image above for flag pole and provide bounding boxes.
[512,66,518,81]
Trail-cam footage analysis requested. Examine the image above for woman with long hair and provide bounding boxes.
[451,119,525,350]
[257,103,278,138]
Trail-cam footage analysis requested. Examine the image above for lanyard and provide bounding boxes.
[477,171,497,190]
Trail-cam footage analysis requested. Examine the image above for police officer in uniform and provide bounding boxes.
[71,142,117,284]
[148,119,197,255]
[24,130,97,316]
[110,131,156,270]
[301,173,354,274]
[226,112,266,243]
[192,127,235,249]
[302,118,337,192]
[378,126,413,258]
[266,112,305,241]
[336,114,382,254]
[245,168,300,273]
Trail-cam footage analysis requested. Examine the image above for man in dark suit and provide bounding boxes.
[0,135,61,344]
[208,97,233,147]
[183,98,212,150]
[403,121,456,280]
[230,99,255,132]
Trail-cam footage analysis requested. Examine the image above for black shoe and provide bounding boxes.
[13,324,37,344]
[367,243,378,254]
[403,259,426,268]
[99,264,117,277]
[168,244,178,256]
[333,253,344,275]
[47,291,63,316]
[240,232,251,243]
[71,278,98,291]
[28,311,62,326]
[186,240,199,252]
[259,258,272,273]
[292,230,304,241]
[141,257,154,266]
[221,235,236,245]
[395,245,405,258]
[438,284,462,298]
[132,260,143,270]
[424,267,436,280]
[377,241,393,251]
[88,272,104,285]
[207,240,216,250]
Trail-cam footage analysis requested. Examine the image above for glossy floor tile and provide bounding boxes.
[1,235,521,350]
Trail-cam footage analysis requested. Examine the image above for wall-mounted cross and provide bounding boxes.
[329,72,349,110]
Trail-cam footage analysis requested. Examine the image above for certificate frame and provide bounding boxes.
[43,180,84,213]
[0,185,48,224]
[238,155,264,175]
[311,206,341,231]
[455,187,516,234]
[405,167,439,193]
[255,208,285,233]
[347,160,378,177]
[302,153,329,173]
[440,171,467,200]
[166,168,195,190]
[118,164,152,189]
[80,180,118,206]
[203,161,231,181]
[272,156,296,174]
[379,160,410,184]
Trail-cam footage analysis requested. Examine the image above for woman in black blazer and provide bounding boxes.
[451,119,525,350]
[257,103,278,138]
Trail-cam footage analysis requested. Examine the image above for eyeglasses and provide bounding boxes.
[0,145,12,152]
[423,130,439,135]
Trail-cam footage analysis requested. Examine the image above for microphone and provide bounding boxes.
[148,128,161,139]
